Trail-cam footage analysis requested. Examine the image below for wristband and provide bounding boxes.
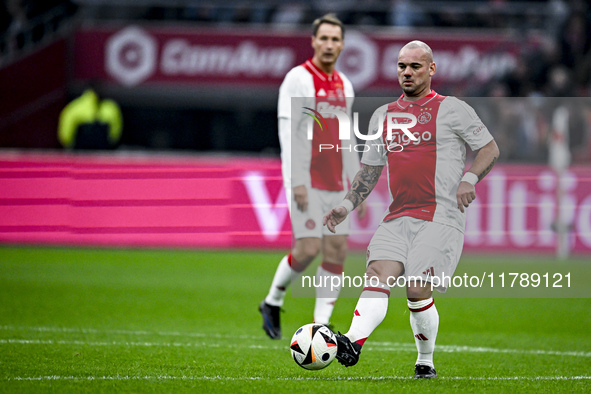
[340,199,355,215]
[461,172,479,186]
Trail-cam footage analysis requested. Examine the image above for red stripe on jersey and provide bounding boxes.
[383,92,445,222]
[303,59,346,191]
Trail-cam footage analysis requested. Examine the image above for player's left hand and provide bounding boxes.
[457,181,476,213]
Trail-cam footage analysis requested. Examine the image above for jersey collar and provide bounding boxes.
[395,90,438,109]
[305,58,337,82]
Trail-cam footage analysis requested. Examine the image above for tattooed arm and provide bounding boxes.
[457,139,500,213]
[345,164,384,209]
[323,164,384,233]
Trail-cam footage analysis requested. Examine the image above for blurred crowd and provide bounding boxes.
[105,1,576,31]
[470,97,591,164]
[98,0,573,31]
[5,0,588,100]
[478,3,591,98]
[4,0,590,101]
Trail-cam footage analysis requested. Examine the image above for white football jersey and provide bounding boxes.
[277,59,358,191]
[361,90,494,232]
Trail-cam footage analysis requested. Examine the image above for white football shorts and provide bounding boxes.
[366,216,464,292]
[287,186,350,239]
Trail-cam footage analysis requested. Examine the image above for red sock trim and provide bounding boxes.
[362,286,391,297]
[355,338,367,346]
[320,261,343,275]
[408,299,435,312]
[288,254,306,273]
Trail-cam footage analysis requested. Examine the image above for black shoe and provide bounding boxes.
[414,364,437,379]
[335,332,361,367]
[259,301,281,339]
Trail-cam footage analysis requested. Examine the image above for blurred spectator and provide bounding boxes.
[250,3,273,24]
[557,5,591,93]
[558,12,591,72]
[181,4,217,23]
[501,54,533,97]
[272,2,308,25]
[547,0,570,38]
[388,0,428,27]
[566,99,589,163]
[58,88,123,150]
[545,65,572,97]
[3,0,30,52]
[528,36,561,96]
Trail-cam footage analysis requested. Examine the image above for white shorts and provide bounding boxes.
[366,216,464,292]
[288,187,350,239]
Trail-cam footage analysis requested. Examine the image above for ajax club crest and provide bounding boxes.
[418,111,432,124]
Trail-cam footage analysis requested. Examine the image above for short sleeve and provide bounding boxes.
[443,97,494,151]
[278,66,313,119]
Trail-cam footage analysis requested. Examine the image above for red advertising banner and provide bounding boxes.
[73,25,523,92]
[0,152,590,255]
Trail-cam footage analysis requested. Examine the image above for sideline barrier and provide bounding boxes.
[0,152,589,254]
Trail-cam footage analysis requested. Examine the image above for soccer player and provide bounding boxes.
[323,40,500,378]
[259,14,366,339]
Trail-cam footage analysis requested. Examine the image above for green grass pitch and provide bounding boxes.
[0,245,589,392]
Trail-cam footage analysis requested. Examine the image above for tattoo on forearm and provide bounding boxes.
[346,165,383,208]
[478,156,497,181]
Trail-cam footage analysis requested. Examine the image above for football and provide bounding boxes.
[290,323,338,370]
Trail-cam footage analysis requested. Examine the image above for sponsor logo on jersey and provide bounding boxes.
[472,124,486,135]
[387,130,432,146]
[316,102,347,119]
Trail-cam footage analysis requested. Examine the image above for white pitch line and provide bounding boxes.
[4,375,591,382]
[0,325,252,340]
[0,339,284,350]
[368,344,591,358]
[2,338,590,359]
[1,325,590,358]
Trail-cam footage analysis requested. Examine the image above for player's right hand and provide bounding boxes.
[323,206,348,234]
[293,185,308,212]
